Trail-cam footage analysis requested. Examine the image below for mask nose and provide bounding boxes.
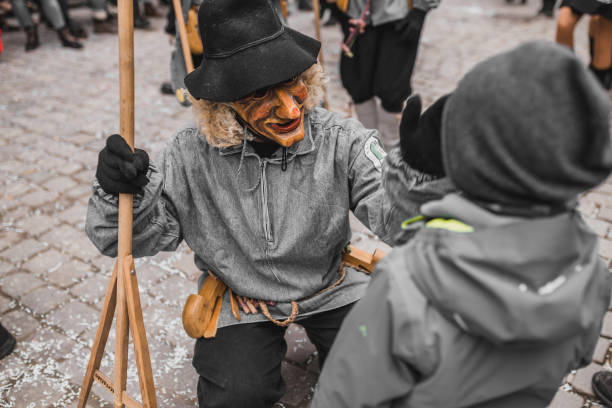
[273,88,301,120]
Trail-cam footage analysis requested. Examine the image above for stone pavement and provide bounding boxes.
[0,0,611,406]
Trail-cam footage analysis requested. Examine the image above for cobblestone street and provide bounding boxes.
[1,0,612,406]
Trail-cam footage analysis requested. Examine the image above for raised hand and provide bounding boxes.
[399,93,450,177]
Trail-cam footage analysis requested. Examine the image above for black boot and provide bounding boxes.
[593,371,612,407]
[160,81,174,95]
[538,0,554,17]
[57,26,83,48]
[0,323,16,360]
[134,14,151,29]
[69,22,88,39]
[24,25,39,51]
[590,64,612,89]
[134,0,151,29]
[93,16,118,33]
[144,2,162,18]
[298,0,312,11]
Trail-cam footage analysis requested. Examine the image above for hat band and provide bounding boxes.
[205,25,285,59]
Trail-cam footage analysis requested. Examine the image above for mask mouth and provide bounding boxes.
[268,117,301,133]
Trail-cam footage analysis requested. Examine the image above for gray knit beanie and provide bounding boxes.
[441,41,612,208]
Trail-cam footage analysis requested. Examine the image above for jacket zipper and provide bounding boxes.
[260,160,282,283]
[260,160,273,243]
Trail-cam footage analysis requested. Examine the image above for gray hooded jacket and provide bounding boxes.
[85,108,450,327]
[311,188,611,407]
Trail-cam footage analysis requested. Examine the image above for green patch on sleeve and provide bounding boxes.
[359,325,367,337]
[425,218,474,233]
[364,136,387,172]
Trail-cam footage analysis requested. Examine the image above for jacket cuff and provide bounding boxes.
[383,147,456,214]
[91,165,162,213]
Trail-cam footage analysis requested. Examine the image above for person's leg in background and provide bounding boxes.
[0,322,16,360]
[39,0,83,48]
[134,0,150,29]
[90,0,117,33]
[340,23,380,133]
[590,14,612,88]
[556,5,582,49]
[56,0,87,38]
[142,0,161,18]
[8,0,39,50]
[374,13,427,151]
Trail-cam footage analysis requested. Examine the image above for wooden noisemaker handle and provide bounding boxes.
[311,0,329,109]
[172,0,195,73]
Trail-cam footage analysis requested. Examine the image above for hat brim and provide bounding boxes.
[184,27,321,102]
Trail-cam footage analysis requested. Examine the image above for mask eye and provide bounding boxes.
[251,87,269,100]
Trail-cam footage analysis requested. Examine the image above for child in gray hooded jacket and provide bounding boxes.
[311,40,612,408]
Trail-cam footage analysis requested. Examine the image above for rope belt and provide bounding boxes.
[182,245,386,338]
[258,263,347,327]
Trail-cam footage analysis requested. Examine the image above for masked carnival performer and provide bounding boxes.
[85,0,451,406]
[326,0,441,151]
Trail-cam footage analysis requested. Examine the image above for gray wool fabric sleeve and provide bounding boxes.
[85,160,183,259]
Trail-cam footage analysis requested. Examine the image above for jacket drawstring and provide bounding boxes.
[236,123,249,178]
[236,124,263,192]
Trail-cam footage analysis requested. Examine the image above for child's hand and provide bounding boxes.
[348,18,366,34]
[95,134,150,194]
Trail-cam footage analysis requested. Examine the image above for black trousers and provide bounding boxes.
[192,303,355,408]
[340,21,424,113]
[561,0,612,19]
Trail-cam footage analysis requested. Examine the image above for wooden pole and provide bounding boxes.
[77,0,157,405]
[172,0,194,73]
[311,0,329,109]
[280,0,288,20]
[115,0,134,404]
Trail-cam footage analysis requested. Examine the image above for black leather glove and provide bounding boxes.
[394,9,426,43]
[399,94,449,177]
[95,134,150,194]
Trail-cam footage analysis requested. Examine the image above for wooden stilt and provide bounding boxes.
[77,0,157,405]
[172,0,194,74]
[312,0,329,109]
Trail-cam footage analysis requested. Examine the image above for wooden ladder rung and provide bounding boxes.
[94,370,142,408]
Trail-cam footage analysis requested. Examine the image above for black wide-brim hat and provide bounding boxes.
[184,0,321,102]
